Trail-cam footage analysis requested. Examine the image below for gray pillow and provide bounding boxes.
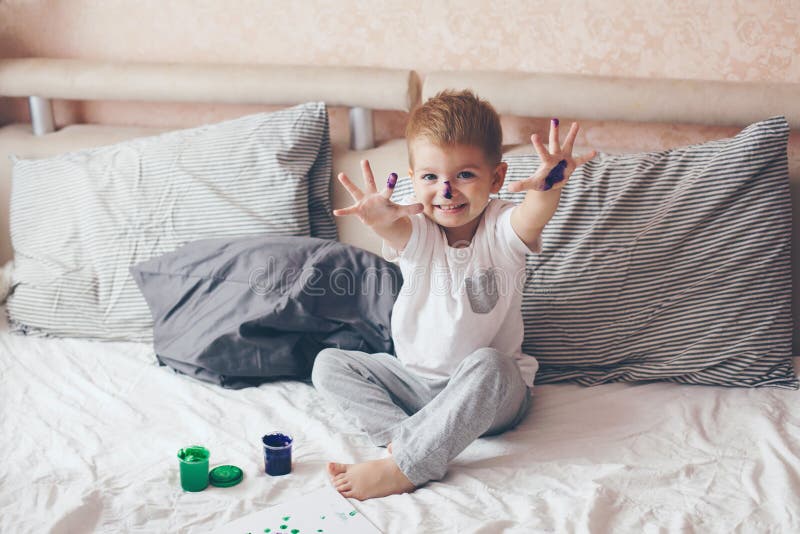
[7,102,335,342]
[392,116,797,389]
[130,235,401,389]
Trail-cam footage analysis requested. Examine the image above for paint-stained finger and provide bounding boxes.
[381,172,399,198]
[549,118,560,153]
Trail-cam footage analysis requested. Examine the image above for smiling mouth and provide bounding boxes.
[435,203,466,212]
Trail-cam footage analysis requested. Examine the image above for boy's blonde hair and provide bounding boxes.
[405,89,503,168]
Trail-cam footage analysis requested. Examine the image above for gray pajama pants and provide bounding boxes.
[311,347,532,487]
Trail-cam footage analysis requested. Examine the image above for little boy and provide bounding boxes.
[311,90,596,500]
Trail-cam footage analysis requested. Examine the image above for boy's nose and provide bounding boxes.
[442,181,453,199]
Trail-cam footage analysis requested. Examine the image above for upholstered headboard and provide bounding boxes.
[1,58,798,350]
[0,58,422,261]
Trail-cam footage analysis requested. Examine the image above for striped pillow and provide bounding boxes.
[7,102,335,342]
[392,116,797,389]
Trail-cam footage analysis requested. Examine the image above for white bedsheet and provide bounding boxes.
[1,315,799,533]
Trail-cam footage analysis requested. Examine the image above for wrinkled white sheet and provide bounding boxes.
[2,313,799,533]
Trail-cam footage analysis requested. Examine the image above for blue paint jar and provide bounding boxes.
[262,432,293,476]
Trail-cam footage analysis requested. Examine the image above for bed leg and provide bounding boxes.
[28,96,55,136]
[349,107,374,150]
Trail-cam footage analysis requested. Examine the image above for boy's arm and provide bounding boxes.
[508,120,597,250]
[373,216,413,253]
[510,188,562,251]
[333,161,423,252]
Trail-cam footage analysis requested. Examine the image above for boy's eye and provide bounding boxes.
[420,172,474,181]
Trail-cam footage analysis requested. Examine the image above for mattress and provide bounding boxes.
[1,307,799,533]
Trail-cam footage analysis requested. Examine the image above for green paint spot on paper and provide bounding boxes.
[291,530,299,534]
[320,516,325,520]
[283,516,290,521]
[280,526,287,530]
[349,511,357,516]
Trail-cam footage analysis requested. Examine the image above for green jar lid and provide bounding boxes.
[209,465,243,488]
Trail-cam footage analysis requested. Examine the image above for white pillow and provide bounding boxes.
[7,102,333,342]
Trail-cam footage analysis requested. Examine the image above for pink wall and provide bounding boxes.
[0,0,798,149]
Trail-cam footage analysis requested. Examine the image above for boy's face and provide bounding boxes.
[408,138,506,243]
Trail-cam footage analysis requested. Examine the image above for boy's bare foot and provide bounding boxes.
[327,457,415,500]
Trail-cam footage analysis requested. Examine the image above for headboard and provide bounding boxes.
[423,71,800,358]
[1,58,799,351]
[0,58,422,262]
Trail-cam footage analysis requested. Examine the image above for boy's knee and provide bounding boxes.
[310,348,341,389]
[464,348,515,376]
[460,348,523,398]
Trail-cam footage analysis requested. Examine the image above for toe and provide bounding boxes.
[328,462,347,477]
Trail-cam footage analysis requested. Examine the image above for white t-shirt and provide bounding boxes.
[382,198,541,388]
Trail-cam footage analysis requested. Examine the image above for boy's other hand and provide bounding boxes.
[333,159,424,229]
[508,120,597,193]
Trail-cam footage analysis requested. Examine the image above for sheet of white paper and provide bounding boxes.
[209,484,381,534]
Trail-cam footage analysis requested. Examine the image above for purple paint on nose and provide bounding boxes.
[443,181,452,199]
[387,172,398,188]
[552,118,559,127]
[543,159,568,190]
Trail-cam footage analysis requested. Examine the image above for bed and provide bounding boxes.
[1,58,799,533]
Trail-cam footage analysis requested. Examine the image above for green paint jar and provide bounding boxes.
[177,445,210,492]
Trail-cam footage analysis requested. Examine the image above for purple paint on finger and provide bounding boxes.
[387,172,398,188]
[443,180,452,199]
[543,159,568,190]
[551,118,559,127]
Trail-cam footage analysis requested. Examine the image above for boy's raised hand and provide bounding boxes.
[333,159,424,229]
[508,119,598,193]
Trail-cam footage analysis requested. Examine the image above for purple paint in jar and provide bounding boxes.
[262,432,293,476]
